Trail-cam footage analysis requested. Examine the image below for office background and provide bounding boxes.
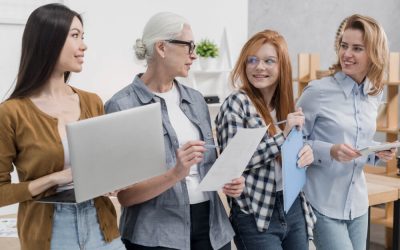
[0,0,399,217]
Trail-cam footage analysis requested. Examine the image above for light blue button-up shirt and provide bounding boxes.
[297,72,382,220]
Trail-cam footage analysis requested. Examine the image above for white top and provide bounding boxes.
[270,109,283,191]
[156,84,208,204]
[56,137,74,192]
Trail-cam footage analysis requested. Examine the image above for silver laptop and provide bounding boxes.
[37,103,165,204]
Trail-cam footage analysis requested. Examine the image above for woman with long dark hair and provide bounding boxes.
[0,4,124,250]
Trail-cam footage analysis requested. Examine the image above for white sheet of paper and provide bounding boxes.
[358,141,400,156]
[198,127,267,191]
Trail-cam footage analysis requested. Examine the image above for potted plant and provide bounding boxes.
[196,39,219,70]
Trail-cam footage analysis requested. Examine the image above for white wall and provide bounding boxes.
[248,0,400,80]
[0,0,248,101]
[0,1,247,215]
[66,0,248,101]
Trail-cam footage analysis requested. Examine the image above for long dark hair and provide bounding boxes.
[8,3,82,100]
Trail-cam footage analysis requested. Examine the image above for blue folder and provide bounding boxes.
[281,128,306,213]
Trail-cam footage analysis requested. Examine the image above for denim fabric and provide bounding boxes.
[50,200,124,250]
[105,74,234,250]
[313,209,368,250]
[231,192,308,250]
[122,201,231,250]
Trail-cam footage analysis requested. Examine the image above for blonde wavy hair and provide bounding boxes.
[332,14,389,95]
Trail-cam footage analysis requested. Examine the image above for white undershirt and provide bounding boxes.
[56,137,74,192]
[270,109,283,191]
[155,84,208,204]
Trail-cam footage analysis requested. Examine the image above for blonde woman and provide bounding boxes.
[297,14,395,250]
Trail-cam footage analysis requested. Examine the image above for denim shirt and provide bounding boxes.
[296,72,382,220]
[105,74,234,250]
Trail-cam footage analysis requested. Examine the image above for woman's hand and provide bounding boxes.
[283,108,305,137]
[171,140,207,180]
[330,144,361,162]
[50,168,73,186]
[223,176,245,198]
[297,144,314,168]
[28,168,73,197]
[376,148,397,162]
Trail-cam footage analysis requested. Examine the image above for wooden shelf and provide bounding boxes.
[371,206,393,228]
[364,164,387,175]
[376,126,399,134]
[384,80,400,86]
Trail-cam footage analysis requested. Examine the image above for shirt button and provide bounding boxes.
[352,181,355,184]
[359,127,362,131]
[318,159,322,163]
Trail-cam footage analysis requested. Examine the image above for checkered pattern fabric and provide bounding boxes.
[215,90,316,239]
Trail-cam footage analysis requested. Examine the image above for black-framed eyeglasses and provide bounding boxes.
[165,39,196,55]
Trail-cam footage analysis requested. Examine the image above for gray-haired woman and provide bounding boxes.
[105,12,244,250]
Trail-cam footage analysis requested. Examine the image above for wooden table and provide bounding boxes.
[0,214,19,250]
[367,174,400,250]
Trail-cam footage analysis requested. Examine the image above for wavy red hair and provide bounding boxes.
[231,30,294,135]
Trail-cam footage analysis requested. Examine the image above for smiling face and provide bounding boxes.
[339,28,370,83]
[163,24,197,78]
[245,43,279,94]
[55,16,87,74]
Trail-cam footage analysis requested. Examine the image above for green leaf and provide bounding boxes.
[195,39,219,58]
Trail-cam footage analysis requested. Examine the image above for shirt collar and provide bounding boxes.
[132,74,193,104]
[334,71,372,98]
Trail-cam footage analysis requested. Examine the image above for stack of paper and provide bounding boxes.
[358,141,400,156]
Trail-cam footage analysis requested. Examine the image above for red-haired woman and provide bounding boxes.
[215,29,315,250]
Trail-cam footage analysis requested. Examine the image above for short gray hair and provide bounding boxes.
[134,12,188,62]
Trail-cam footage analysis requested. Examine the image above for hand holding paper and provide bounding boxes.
[357,141,400,156]
[197,127,267,192]
[222,176,245,198]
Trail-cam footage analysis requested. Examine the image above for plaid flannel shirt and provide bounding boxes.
[215,90,316,240]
